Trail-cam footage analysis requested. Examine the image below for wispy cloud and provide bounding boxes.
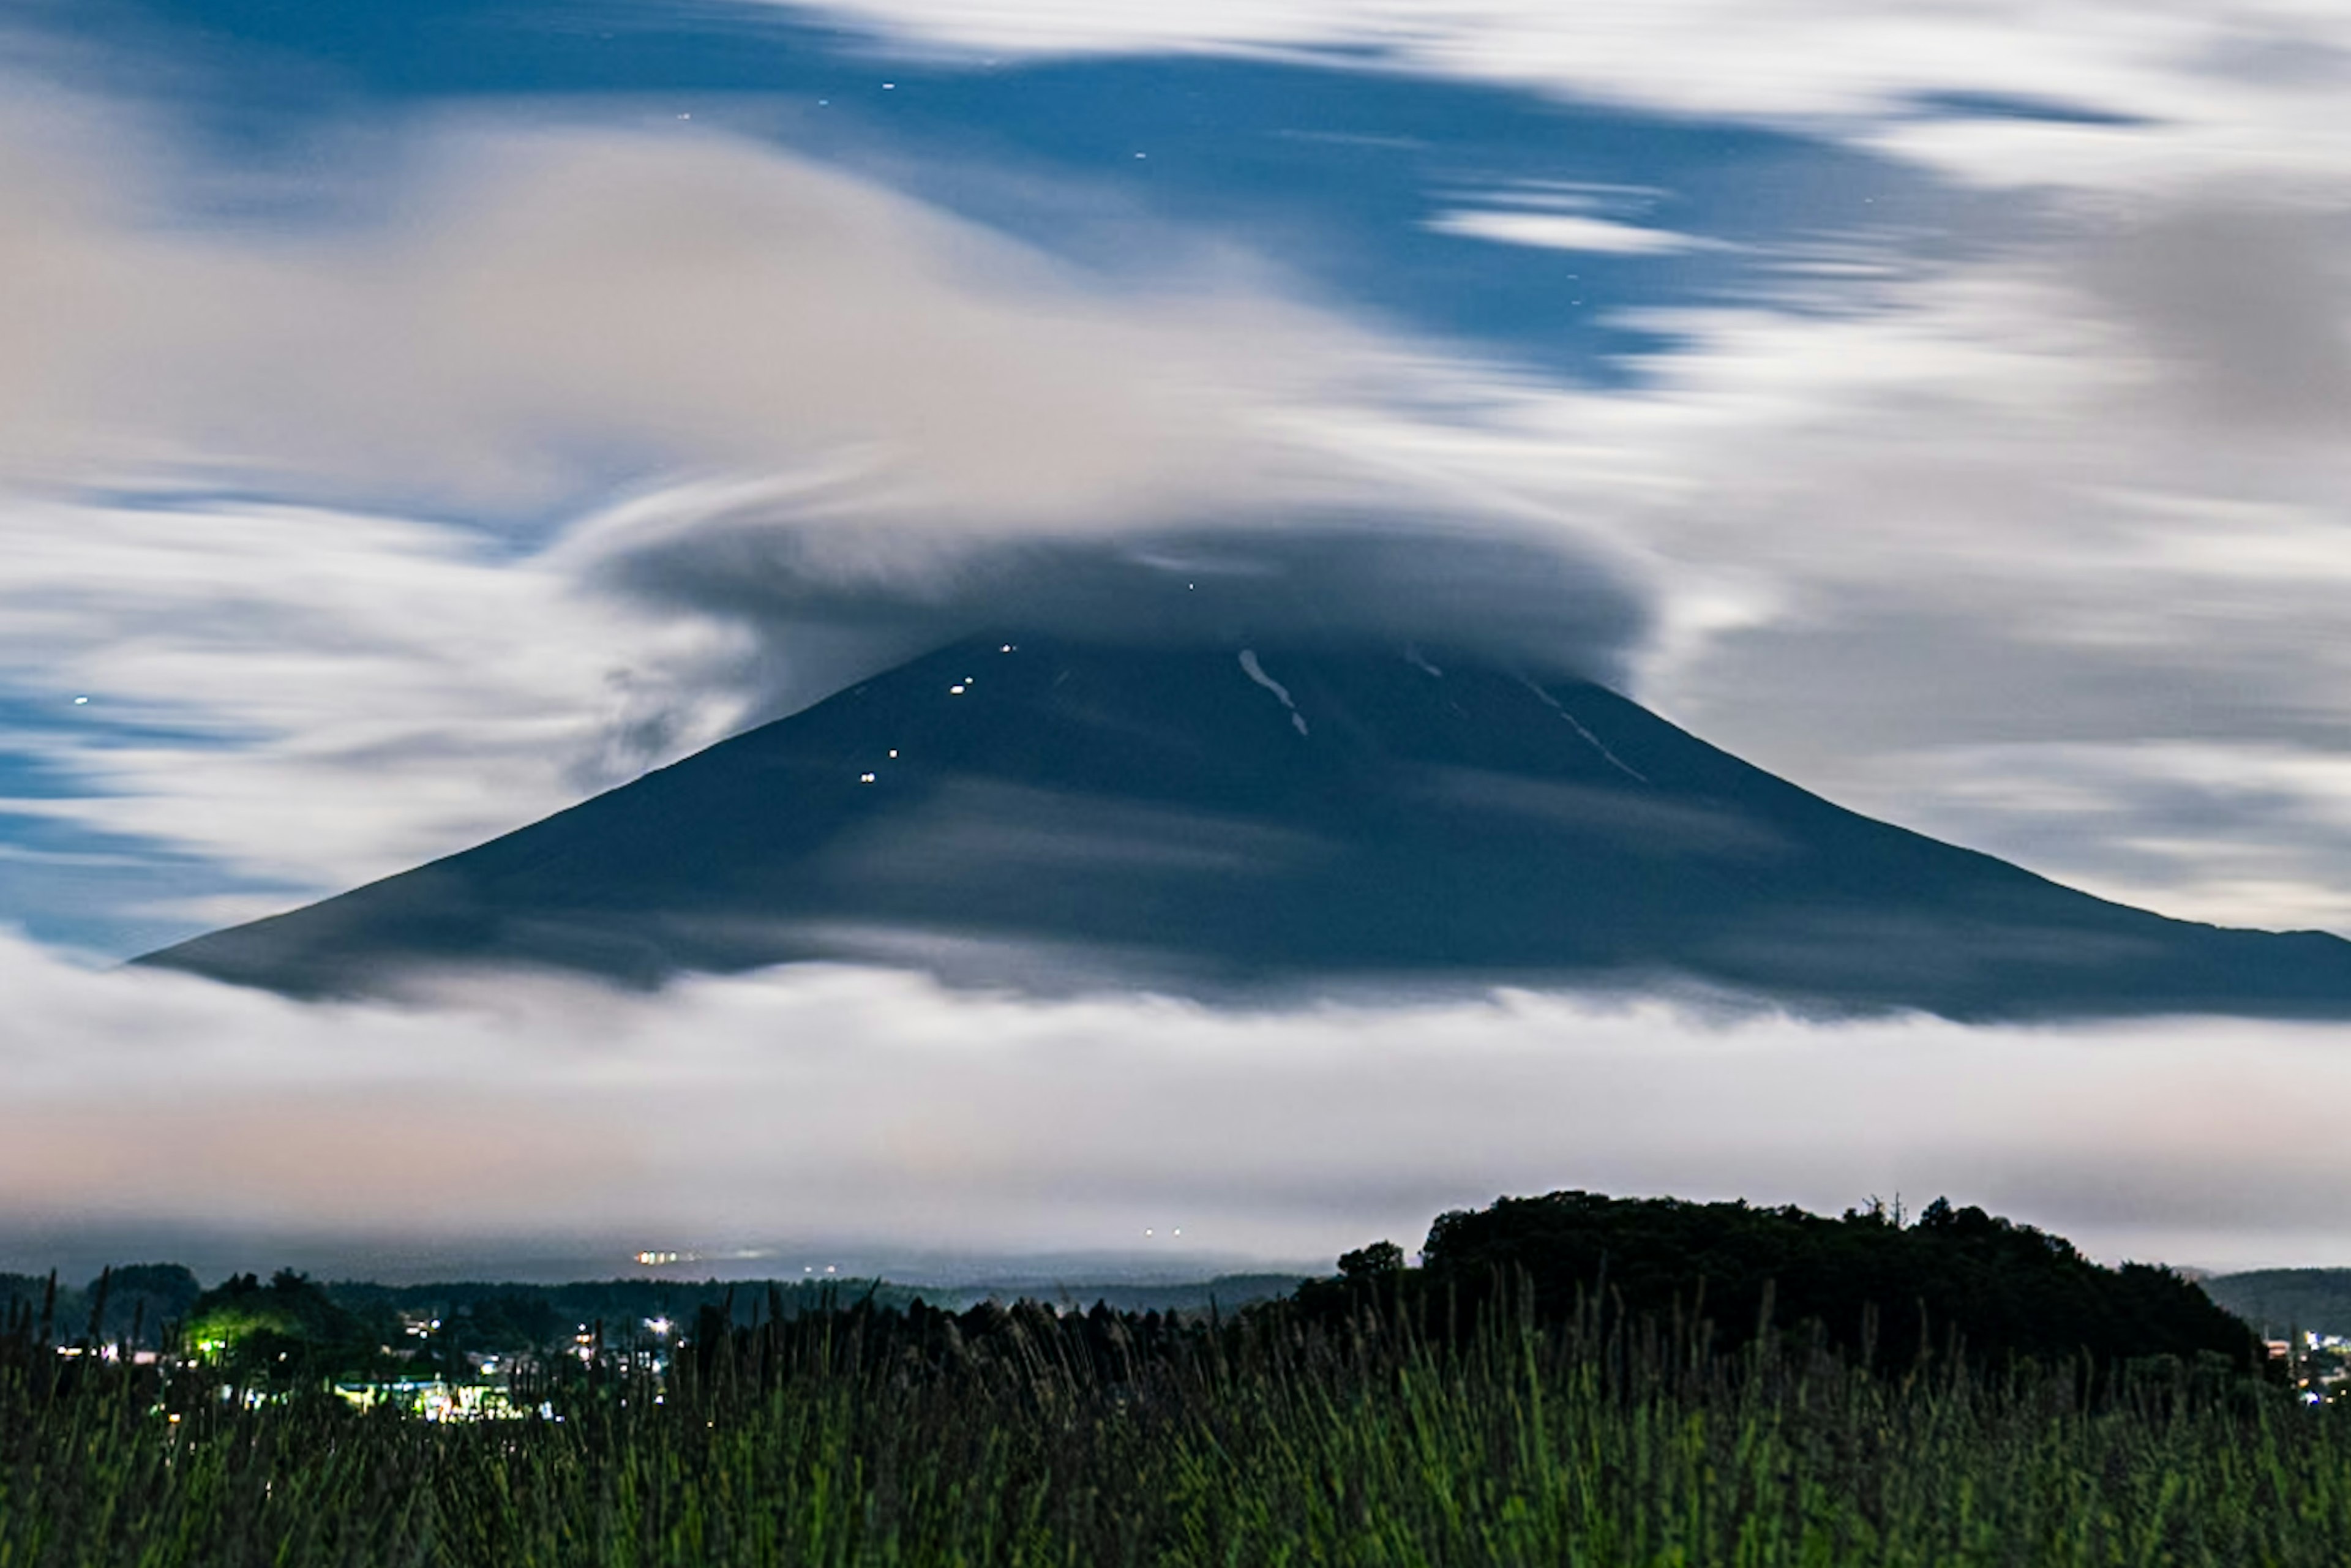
[765,0,2351,192]
[1425,210,1727,255]
[0,89,1376,521]
[0,492,748,900]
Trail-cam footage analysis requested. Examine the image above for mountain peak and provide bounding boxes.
[140,632,2351,1020]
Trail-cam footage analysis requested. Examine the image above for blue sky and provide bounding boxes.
[9,0,2351,1271]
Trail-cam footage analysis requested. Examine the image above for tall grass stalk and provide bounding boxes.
[2,1282,2343,1566]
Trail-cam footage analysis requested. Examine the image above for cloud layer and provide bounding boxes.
[2,934,2347,1275]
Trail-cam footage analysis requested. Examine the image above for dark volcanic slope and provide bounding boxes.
[141,635,2351,1018]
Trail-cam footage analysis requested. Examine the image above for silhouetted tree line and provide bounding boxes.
[2202,1267,2351,1338]
[1293,1190,2270,1376]
[175,1269,419,1385]
[592,1195,2272,1431]
[2,1193,2277,1408]
[0,1266,183,1406]
[1,1263,199,1350]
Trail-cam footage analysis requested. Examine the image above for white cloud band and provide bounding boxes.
[2,937,2345,1271]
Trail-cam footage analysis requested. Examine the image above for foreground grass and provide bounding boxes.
[3,1292,2345,1567]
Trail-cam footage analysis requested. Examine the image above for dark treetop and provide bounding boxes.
[1302,1190,2267,1373]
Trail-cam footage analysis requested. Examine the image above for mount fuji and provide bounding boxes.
[140,634,2351,1019]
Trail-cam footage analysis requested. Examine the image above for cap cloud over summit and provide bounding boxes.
[563,486,1659,716]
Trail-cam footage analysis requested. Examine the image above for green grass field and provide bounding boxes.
[6,1283,2348,1567]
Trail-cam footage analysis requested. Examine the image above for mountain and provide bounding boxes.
[138,634,2351,1018]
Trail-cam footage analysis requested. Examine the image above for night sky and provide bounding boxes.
[7,0,2351,1276]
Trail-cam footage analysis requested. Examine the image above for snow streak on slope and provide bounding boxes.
[1239,650,1310,736]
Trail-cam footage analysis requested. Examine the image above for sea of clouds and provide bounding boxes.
[2,931,2344,1274]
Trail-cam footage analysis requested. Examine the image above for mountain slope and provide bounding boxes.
[140,634,2351,1018]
